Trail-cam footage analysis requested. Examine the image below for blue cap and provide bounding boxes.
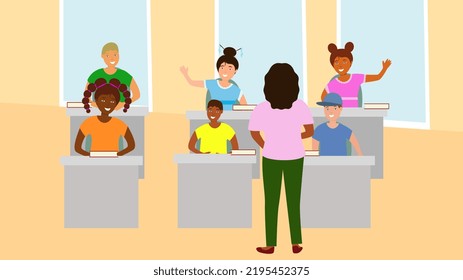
[316,93,343,106]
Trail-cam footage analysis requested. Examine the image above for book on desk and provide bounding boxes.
[89,151,118,158]
[231,149,256,156]
[363,103,389,110]
[232,104,257,111]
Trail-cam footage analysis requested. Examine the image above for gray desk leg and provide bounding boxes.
[64,165,139,228]
[301,165,371,228]
[178,164,252,228]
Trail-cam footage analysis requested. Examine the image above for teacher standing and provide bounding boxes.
[249,63,314,254]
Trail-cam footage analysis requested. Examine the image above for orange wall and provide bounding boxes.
[0,0,461,131]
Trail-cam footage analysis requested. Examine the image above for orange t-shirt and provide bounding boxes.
[80,116,128,151]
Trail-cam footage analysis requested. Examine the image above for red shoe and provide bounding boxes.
[292,245,303,254]
[256,246,275,254]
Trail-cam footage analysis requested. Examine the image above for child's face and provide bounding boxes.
[96,94,118,115]
[324,106,342,122]
[332,56,351,75]
[207,106,222,122]
[101,50,119,68]
[218,62,236,81]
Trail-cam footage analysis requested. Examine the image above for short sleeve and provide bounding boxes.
[312,124,323,141]
[353,74,366,85]
[194,124,206,139]
[296,100,314,125]
[87,69,105,84]
[204,79,215,89]
[223,123,236,141]
[117,119,128,136]
[343,125,353,140]
[79,117,93,136]
[248,103,266,131]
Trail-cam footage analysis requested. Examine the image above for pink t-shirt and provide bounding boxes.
[248,99,313,160]
[325,73,366,107]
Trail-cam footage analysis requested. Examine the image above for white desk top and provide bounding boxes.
[304,156,375,166]
[61,156,143,166]
[174,154,256,164]
[186,108,387,120]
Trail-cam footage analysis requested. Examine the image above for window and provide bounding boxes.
[60,0,152,110]
[338,0,429,128]
[216,0,307,104]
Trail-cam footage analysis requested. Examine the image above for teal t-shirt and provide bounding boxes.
[87,68,133,102]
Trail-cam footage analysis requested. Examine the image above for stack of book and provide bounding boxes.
[305,150,319,157]
[232,104,257,111]
[231,149,256,156]
[363,103,389,110]
[89,151,118,158]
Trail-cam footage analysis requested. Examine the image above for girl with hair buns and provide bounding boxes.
[75,78,135,156]
[321,42,392,107]
[180,46,247,110]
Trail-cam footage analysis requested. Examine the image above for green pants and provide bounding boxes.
[262,157,304,246]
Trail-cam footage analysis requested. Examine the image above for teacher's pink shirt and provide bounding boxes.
[248,99,313,160]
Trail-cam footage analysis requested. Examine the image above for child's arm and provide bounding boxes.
[349,133,363,156]
[230,135,239,151]
[75,129,90,156]
[239,95,247,105]
[365,59,392,82]
[312,138,319,151]
[118,127,136,156]
[301,124,314,139]
[180,66,204,88]
[188,132,205,154]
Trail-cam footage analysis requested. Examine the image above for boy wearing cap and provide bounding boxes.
[312,93,362,156]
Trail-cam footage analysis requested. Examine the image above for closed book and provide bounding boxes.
[89,151,118,158]
[232,104,257,111]
[231,149,256,155]
[305,150,319,156]
[67,102,84,108]
[364,103,390,110]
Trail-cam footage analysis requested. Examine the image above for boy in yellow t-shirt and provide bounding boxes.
[188,100,239,154]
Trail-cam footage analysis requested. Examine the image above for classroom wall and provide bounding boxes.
[0,0,461,131]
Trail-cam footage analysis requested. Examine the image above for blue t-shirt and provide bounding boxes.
[205,79,242,110]
[312,122,352,156]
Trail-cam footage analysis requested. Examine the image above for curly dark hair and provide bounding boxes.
[207,99,223,111]
[82,78,132,113]
[263,63,299,109]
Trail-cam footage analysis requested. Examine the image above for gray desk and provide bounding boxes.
[301,156,375,228]
[187,108,386,179]
[66,107,148,178]
[174,154,256,228]
[61,156,143,228]
[311,108,386,178]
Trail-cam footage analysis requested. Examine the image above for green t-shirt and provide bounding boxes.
[87,68,133,102]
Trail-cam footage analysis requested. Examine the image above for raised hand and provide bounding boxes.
[179,65,189,76]
[382,59,392,71]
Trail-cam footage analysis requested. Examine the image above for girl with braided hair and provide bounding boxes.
[75,78,135,156]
